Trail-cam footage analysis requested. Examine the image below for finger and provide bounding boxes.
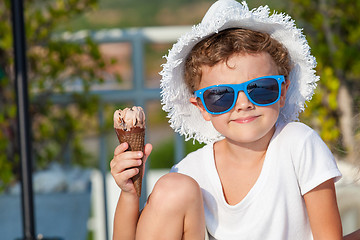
[114,168,140,193]
[112,151,142,167]
[111,151,143,173]
[110,156,139,170]
[111,159,142,175]
[118,167,140,183]
[118,150,143,160]
[114,142,128,156]
[110,158,115,169]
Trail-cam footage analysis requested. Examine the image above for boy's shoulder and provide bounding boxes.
[273,121,330,158]
[278,121,315,138]
[273,121,320,148]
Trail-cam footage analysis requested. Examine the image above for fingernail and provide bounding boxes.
[137,152,142,157]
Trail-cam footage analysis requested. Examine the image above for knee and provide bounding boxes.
[148,173,202,208]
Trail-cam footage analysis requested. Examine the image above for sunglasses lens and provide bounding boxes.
[247,78,279,104]
[203,86,234,113]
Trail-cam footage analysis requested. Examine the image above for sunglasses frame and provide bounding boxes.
[194,75,285,115]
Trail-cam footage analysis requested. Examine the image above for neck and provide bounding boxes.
[214,126,275,166]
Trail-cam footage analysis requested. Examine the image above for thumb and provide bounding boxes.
[143,143,152,165]
[140,143,152,179]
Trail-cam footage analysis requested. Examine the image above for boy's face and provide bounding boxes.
[190,52,289,144]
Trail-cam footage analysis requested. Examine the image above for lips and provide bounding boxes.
[232,115,259,123]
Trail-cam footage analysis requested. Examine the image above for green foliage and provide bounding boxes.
[289,0,360,155]
[301,66,340,144]
[56,0,216,30]
[150,138,205,169]
[149,139,174,169]
[0,0,113,191]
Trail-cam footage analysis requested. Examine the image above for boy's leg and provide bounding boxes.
[136,173,206,240]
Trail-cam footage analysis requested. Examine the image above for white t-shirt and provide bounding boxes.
[170,122,342,240]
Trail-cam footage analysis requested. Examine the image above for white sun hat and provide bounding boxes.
[160,0,319,144]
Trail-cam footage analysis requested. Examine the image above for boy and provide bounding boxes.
[111,0,347,239]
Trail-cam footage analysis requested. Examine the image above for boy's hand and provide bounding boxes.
[110,142,152,196]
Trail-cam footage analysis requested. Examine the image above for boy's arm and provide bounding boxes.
[113,192,140,240]
[304,178,343,240]
[111,143,152,240]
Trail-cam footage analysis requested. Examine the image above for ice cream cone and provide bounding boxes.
[115,127,145,197]
[114,106,146,197]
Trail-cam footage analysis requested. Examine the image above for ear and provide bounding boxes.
[189,97,211,121]
[280,79,290,108]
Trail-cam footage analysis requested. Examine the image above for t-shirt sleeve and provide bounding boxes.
[293,129,342,195]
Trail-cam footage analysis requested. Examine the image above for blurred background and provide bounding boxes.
[0,0,359,239]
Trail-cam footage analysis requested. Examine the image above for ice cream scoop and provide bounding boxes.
[114,106,145,131]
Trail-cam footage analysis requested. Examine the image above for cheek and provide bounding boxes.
[263,104,281,122]
[208,114,228,131]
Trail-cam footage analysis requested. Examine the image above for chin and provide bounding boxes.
[224,125,276,145]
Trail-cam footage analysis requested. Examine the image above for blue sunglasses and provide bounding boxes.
[194,75,285,115]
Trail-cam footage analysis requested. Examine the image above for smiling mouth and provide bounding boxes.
[232,115,259,123]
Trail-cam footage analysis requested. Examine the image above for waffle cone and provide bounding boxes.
[115,127,145,197]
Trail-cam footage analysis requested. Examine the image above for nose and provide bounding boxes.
[234,91,254,111]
